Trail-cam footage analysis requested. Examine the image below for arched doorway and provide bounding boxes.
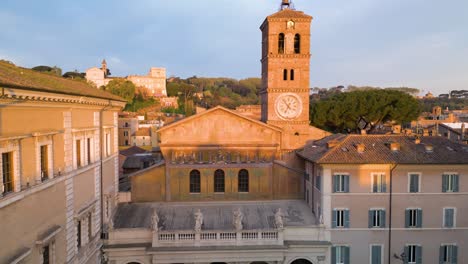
[290,259,313,264]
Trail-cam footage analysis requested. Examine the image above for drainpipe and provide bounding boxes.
[388,163,397,264]
[100,100,113,233]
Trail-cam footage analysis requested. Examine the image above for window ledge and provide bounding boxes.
[8,247,32,264]
[36,225,62,245]
[0,175,66,209]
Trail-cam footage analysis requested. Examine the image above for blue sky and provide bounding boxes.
[1,0,467,95]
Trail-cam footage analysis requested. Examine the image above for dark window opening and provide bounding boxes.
[41,145,48,180]
[77,220,82,248]
[278,33,285,54]
[290,69,295,80]
[294,34,301,54]
[283,69,288,80]
[2,152,13,194]
[42,244,50,264]
[76,140,81,167]
[238,169,249,192]
[214,169,225,193]
[190,170,201,193]
[87,138,91,165]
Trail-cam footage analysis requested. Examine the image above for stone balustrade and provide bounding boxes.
[152,229,283,247]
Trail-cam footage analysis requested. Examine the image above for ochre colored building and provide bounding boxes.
[0,61,125,263]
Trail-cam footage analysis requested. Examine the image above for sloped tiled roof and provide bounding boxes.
[119,146,147,157]
[298,135,468,164]
[268,9,312,19]
[0,61,125,101]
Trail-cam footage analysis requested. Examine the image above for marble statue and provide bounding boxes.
[233,208,244,231]
[194,209,203,232]
[275,208,284,229]
[151,209,159,231]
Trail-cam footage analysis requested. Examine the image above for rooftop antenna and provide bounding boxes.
[280,0,295,10]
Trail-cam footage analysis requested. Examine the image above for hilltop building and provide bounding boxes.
[0,61,125,263]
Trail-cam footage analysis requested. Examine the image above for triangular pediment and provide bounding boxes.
[158,106,282,146]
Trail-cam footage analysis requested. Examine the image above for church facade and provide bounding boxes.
[104,1,332,264]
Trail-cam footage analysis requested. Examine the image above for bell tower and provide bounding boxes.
[260,1,313,150]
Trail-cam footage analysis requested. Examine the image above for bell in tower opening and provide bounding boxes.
[259,1,325,150]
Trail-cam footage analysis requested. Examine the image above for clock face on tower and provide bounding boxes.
[274,93,303,120]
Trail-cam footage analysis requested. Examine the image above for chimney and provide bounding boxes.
[360,129,367,135]
[327,140,339,149]
[462,123,466,141]
[424,144,434,153]
[423,129,429,137]
[392,125,401,134]
[389,142,400,151]
[404,129,413,136]
[356,143,365,153]
[414,137,421,144]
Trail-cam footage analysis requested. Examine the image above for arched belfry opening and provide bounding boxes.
[294,34,301,54]
[278,33,285,54]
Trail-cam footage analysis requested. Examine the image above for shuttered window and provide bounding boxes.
[409,173,420,193]
[440,245,458,264]
[405,245,422,264]
[405,209,422,228]
[442,174,459,192]
[371,245,382,264]
[372,173,386,193]
[333,174,349,193]
[369,209,386,228]
[333,209,350,228]
[332,246,350,264]
[443,208,455,228]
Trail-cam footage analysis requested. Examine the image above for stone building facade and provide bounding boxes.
[0,61,125,263]
[299,135,468,264]
[104,2,333,264]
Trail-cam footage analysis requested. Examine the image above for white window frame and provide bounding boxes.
[334,208,348,228]
[407,172,421,193]
[440,243,457,263]
[407,208,421,228]
[334,244,349,264]
[0,140,20,193]
[443,207,456,228]
[37,136,54,182]
[443,172,459,192]
[334,173,349,193]
[406,244,420,264]
[371,172,386,193]
[369,244,384,264]
[370,207,385,228]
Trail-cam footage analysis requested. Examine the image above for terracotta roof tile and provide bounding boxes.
[268,9,312,19]
[298,135,468,164]
[119,146,147,157]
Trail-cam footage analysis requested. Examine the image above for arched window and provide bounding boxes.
[190,170,201,193]
[278,33,285,54]
[238,169,249,192]
[283,69,288,81]
[294,34,301,54]
[290,69,295,81]
[214,169,225,193]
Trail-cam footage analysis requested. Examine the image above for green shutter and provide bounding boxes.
[344,210,350,228]
[404,246,409,264]
[333,175,338,192]
[442,174,448,192]
[344,246,350,264]
[369,210,373,228]
[453,175,459,192]
[439,246,444,264]
[410,174,418,192]
[452,245,458,264]
[416,246,422,264]
[381,210,386,228]
[332,209,337,228]
[372,245,381,264]
[382,174,387,192]
[331,246,336,264]
[344,175,350,192]
[405,209,410,228]
[417,209,423,228]
[445,209,454,228]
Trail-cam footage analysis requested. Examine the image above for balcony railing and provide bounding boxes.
[153,229,283,247]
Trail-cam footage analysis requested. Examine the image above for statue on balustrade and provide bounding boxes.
[275,208,284,229]
[194,209,203,232]
[233,208,244,231]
